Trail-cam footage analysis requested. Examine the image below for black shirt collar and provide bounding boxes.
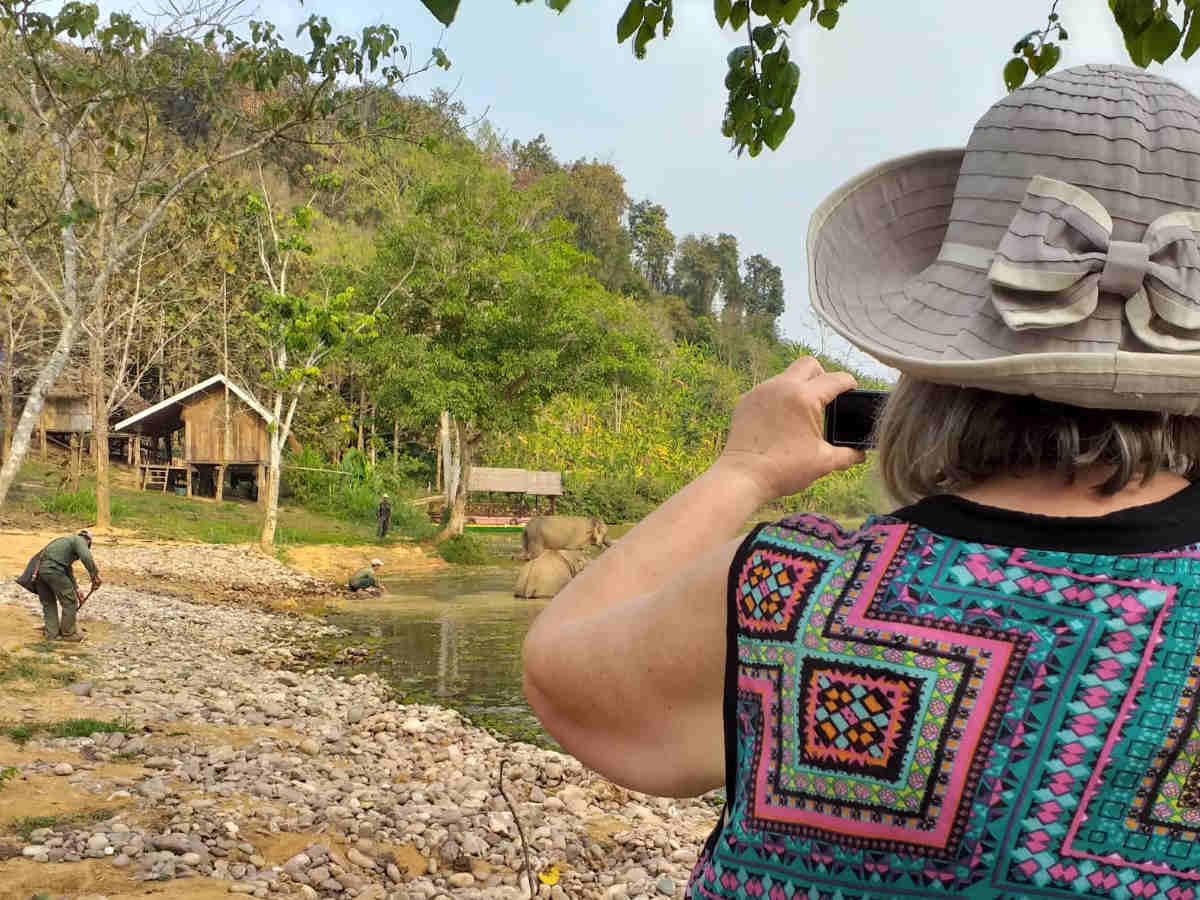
[890,480,1200,554]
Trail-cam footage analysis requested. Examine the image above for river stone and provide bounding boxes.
[346,847,376,869]
[558,786,589,816]
[52,762,74,776]
[298,738,320,756]
[86,834,110,851]
[447,872,475,888]
[657,877,676,896]
[21,845,48,857]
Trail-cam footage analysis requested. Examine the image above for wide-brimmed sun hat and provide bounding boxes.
[808,64,1200,414]
[370,558,383,567]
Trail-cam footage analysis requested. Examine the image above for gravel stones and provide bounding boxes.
[0,551,723,900]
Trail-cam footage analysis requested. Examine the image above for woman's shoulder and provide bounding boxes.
[750,511,906,548]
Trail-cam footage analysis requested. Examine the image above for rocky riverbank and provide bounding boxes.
[0,540,719,900]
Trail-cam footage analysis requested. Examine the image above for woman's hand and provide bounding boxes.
[714,356,866,504]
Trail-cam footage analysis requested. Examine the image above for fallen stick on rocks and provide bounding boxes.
[497,757,535,900]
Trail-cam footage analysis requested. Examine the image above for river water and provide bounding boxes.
[326,566,555,745]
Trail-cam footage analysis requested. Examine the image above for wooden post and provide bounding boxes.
[215,464,225,501]
[39,416,46,461]
[257,464,266,508]
[185,465,192,498]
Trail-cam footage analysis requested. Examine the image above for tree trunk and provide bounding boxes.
[259,395,284,552]
[0,314,81,506]
[436,420,473,541]
[1,362,12,464]
[369,407,377,466]
[91,326,111,529]
[69,433,81,492]
[392,421,399,469]
[357,384,366,452]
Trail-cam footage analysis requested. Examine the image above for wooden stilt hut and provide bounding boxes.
[113,374,272,502]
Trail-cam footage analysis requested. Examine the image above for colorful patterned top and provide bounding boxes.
[688,485,1200,900]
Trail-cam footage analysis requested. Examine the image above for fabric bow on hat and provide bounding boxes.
[987,175,1200,351]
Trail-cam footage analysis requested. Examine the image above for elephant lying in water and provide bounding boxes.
[514,550,590,598]
[522,515,612,560]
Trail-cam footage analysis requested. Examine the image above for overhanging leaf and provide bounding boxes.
[1146,17,1182,63]
[1003,56,1028,91]
[418,0,459,26]
[617,0,644,43]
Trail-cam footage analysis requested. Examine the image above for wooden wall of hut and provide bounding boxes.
[181,391,267,463]
[39,396,92,433]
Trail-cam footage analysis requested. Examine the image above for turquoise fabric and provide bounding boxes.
[689,506,1200,900]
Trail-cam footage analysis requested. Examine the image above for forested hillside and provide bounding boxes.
[0,1,885,541]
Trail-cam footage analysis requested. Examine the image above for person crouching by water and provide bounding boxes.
[349,558,383,592]
[28,530,101,641]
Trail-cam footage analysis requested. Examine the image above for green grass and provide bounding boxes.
[436,533,492,565]
[0,718,134,746]
[0,766,16,790]
[0,651,78,688]
[11,808,117,841]
[14,460,432,548]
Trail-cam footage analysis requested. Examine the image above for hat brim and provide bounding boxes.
[807,148,1200,413]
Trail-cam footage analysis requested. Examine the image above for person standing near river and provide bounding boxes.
[376,494,391,539]
[27,530,101,641]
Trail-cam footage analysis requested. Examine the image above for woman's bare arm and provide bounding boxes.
[522,358,863,796]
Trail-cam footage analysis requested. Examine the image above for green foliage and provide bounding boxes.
[11,808,117,841]
[281,448,436,540]
[0,765,16,790]
[36,488,128,520]
[436,533,490,564]
[556,473,667,522]
[0,717,132,746]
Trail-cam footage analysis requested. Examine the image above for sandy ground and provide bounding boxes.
[282,542,445,584]
[1,528,444,607]
[0,530,447,899]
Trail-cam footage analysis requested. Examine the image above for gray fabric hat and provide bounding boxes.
[808,64,1200,413]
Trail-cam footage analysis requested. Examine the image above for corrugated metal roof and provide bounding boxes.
[468,467,562,495]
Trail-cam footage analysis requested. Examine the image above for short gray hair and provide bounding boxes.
[875,377,1200,505]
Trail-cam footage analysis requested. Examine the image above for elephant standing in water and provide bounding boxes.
[514,550,590,599]
[522,515,612,560]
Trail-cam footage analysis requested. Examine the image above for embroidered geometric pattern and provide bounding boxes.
[687,513,1200,900]
[797,659,923,780]
[735,549,827,642]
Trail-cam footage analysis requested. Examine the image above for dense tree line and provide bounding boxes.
[0,0,871,543]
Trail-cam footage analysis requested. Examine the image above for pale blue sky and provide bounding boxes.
[250,2,1200,373]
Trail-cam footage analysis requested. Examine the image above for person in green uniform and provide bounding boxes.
[376,494,391,539]
[348,558,383,591]
[34,530,101,641]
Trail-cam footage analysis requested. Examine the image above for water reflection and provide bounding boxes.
[327,568,553,743]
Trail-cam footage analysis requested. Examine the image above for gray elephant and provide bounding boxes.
[521,515,612,559]
[514,550,590,598]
